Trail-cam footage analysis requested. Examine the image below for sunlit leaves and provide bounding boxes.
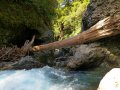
[53,0,90,40]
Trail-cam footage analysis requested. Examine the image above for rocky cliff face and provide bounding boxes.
[82,0,120,31]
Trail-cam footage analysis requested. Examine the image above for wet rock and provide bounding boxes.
[33,50,54,66]
[53,47,75,68]
[54,48,73,58]
[0,56,43,70]
[98,68,120,90]
[11,56,43,70]
[54,56,69,68]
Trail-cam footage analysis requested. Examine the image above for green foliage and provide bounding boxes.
[0,0,57,45]
[30,0,57,22]
[53,0,89,40]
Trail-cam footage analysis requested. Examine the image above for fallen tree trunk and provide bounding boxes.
[32,15,120,52]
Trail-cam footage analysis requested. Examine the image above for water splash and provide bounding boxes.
[0,66,105,90]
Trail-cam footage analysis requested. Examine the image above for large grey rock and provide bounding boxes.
[66,43,119,70]
[67,43,103,70]
[98,68,120,90]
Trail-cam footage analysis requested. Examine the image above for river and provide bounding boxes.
[0,66,107,90]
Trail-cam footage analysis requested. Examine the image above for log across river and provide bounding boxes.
[0,15,120,61]
[32,15,120,52]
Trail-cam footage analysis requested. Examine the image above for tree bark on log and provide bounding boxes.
[31,15,120,52]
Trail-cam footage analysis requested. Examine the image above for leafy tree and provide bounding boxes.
[53,0,90,40]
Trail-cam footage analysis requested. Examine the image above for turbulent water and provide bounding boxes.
[0,66,106,90]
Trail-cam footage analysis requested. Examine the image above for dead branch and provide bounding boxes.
[0,35,35,61]
[21,35,35,52]
[0,48,12,59]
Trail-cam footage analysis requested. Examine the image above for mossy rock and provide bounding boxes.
[0,0,57,46]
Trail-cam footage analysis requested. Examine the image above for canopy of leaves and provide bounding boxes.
[53,0,90,40]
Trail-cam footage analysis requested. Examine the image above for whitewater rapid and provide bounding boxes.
[0,66,104,90]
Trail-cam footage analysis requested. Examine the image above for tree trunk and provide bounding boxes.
[31,15,120,52]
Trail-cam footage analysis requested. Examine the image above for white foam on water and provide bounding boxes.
[0,66,102,90]
[0,69,50,90]
[0,66,76,90]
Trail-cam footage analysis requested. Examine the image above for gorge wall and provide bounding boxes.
[82,0,120,31]
[0,0,57,46]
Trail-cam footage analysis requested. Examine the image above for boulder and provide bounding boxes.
[66,43,119,70]
[98,68,120,90]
